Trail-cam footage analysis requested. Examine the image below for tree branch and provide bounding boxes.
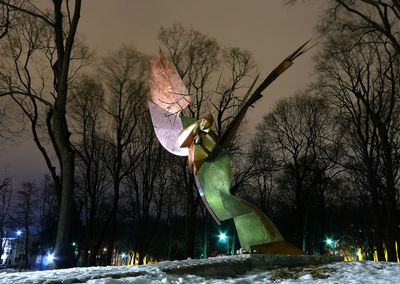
[0,0,54,27]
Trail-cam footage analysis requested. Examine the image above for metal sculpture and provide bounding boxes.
[148,43,309,255]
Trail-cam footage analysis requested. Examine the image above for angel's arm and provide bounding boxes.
[218,41,311,149]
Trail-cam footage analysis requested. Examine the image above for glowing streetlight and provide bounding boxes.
[16,230,22,237]
[325,238,336,256]
[218,233,229,254]
[47,252,55,263]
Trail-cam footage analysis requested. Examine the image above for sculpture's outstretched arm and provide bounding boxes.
[218,41,310,149]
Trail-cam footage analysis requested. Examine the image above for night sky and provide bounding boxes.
[0,0,322,185]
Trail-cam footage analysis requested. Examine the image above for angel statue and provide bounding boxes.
[148,42,310,255]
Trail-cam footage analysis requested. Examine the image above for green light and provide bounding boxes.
[219,233,227,241]
[326,238,332,245]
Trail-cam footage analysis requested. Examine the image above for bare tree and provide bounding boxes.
[212,47,256,137]
[289,0,400,262]
[123,113,169,264]
[316,26,400,261]
[289,0,400,53]
[37,175,58,259]
[98,47,149,264]
[69,75,110,266]
[0,0,10,39]
[0,0,85,267]
[254,93,336,250]
[14,181,37,270]
[244,139,280,213]
[331,0,400,54]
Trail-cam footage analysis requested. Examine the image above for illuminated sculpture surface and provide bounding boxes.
[148,43,309,255]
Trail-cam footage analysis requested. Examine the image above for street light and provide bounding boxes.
[16,230,22,237]
[325,238,336,256]
[219,233,229,255]
[46,252,54,263]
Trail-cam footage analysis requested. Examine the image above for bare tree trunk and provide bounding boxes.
[105,179,120,265]
[302,211,308,252]
[89,240,97,266]
[184,185,199,258]
[202,215,208,259]
[88,206,97,266]
[52,108,75,267]
[381,150,398,262]
[24,226,29,269]
[295,184,306,249]
[0,0,82,268]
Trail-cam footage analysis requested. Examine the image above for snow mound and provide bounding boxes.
[0,258,399,283]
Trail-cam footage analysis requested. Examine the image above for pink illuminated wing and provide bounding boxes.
[149,51,190,114]
[148,101,188,156]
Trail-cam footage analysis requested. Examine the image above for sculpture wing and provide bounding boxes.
[148,101,188,156]
[149,50,190,114]
[148,50,192,156]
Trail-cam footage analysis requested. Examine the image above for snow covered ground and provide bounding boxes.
[0,256,399,283]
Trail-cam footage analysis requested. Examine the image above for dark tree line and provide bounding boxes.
[0,1,399,268]
[244,0,400,261]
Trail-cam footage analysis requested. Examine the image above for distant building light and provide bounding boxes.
[47,253,55,263]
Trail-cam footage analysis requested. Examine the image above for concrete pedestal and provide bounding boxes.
[162,254,344,277]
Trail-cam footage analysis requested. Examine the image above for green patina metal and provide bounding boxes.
[198,146,283,251]
[180,116,197,128]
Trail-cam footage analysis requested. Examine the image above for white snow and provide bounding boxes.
[0,257,399,283]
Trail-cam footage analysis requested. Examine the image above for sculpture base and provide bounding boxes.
[162,254,344,278]
[251,240,307,255]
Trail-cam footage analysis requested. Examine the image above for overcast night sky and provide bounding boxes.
[1,0,324,185]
